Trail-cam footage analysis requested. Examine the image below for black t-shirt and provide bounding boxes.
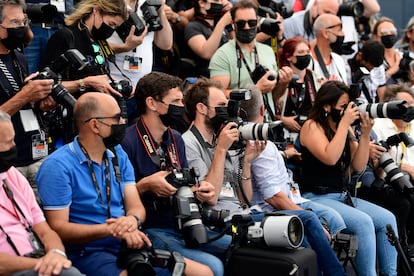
[41,25,109,83]
[0,51,40,167]
[183,19,229,77]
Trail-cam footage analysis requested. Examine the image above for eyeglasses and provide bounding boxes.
[84,114,122,123]
[0,18,30,29]
[91,43,105,65]
[235,19,257,29]
[326,23,342,30]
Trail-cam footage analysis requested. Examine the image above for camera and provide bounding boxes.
[116,12,146,41]
[257,0,293,19]
[118,244,186,276]
[238,120,284,141]
[110,79,133,121]
[201,207,230,227]
[141,0,163,32]
[173,186,209,248]
[166,167,199,188]
[356,100,414,122]
[337,0,364,17]
[257,17,281,37]
[230,213,304,249]
[34,49,88,109]
[251,64,277,84]
[377,133,414,193]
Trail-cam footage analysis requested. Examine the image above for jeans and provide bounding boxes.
[25,25,59,73]
[304,192,398,276]
[11,267,84,276]
[146,228,232,276]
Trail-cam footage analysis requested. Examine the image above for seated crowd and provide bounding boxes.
[2,0,414,275]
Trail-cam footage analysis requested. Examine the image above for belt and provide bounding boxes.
[30,22,62,29]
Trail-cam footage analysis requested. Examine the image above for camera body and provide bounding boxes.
[251,64,277,84]
[34,49,88,109]
[257,0,293,19]
[118,245,186,276]
[337,0,364,17]
[141,0,163,32]
[201,207,230,227]
[376,133,414,193]
[166,167,199,188]
[257,17,281,37]
[116,12,146,41]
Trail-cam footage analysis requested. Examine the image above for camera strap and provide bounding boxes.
[135,118,181,170]
[0,179,45,255]
[313,46,330,80]
[0,51,25,97]
[235,43,259,88]
[78,142,112,218]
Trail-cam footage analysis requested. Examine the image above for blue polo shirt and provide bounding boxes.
[36,136,136,250]
[121,119,188,229]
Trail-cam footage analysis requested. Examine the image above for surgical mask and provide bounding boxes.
[329,108,343,124]
[329,35,344,52]
[0,146,17,173]
[159,104,187,132]
[236,28,256,44]
[381,34,397,49]
[210,107,231,133]
[1,26,26,50]
[206,3,223,18]
[102,124,126,148]
[293,54,311,70]
[92,21,115,40]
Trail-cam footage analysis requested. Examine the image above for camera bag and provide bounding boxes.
[226,246,318,276]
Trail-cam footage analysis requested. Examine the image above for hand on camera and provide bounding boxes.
[124,25,148,50]
[122,229,152,249]
[278,66,294,85]
[256,71,277,93]
[83,75,122,97]
[194,181,215,204]
[281,115,301,132]
[22,72,53,102]
[141,170,177,197]
[359,111,374,135]
[39,96,57,111]
[341,102,360,126]
[216,122,239,151]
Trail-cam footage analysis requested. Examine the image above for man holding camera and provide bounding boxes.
[0,110,82,276]
[0,0,54,195]
[121,72,226,276]
[209,0,293,121]
[182,78,347,275]
[36,92,157,276]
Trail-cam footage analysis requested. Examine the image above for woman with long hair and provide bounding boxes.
[299,80,398,276]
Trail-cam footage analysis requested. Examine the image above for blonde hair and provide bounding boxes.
[65,0,127,27]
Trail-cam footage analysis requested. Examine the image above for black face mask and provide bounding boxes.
[102,124,126,148]
[206,3,223,18]
[329,108,343,124]
[92,21,115,40]
[159,104,188,132]
[1,26,26,50]
[381,34,397,49]
[0,146,17,173]
[293,54,311,70]
[329,35,344,52]
[210,107,231,133]
[236,28,256,44]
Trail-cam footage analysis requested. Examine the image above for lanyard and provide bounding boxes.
[236,42,259,87]
[135,117,181,170]
[79,143,112,218]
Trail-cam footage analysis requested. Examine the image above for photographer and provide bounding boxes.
[0,0,53,195]
[36,92,159,276]
[121,72,224,276]
[299,80,398,276]
[0,110,83,276]
[182,78,347,275]
[370,84,414,245]
[209,0,293,121]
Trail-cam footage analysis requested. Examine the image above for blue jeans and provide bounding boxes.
[146,228,232,276]
[25,25,59,73]
[304,192,398,276]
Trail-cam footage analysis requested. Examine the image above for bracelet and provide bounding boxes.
[241,176,251,180]
[130,214,143,230]
[78,78,86,92]
[50,248,67,258]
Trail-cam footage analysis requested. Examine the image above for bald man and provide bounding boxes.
[282,0,339,41]
[308,13,348,83]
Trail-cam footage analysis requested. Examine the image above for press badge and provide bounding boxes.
[32,131,48,160]
[289,182,304,203]
[220,182,236,198]
[123,55,142,71]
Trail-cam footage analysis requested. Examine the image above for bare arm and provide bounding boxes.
[265,191,302,210]
[154,1,173,50]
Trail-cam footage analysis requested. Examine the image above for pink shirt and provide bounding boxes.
[0,167,45,256]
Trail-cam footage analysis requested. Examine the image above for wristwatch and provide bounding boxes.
[174,14,181,24]
[131,214,143,230]
[78,78,86,92]
[50,248,67,258]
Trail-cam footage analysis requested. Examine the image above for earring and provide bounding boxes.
[324,110,328,118]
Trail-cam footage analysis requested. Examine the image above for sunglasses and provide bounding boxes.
[235,19,257,29]
[92,43,105,65]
